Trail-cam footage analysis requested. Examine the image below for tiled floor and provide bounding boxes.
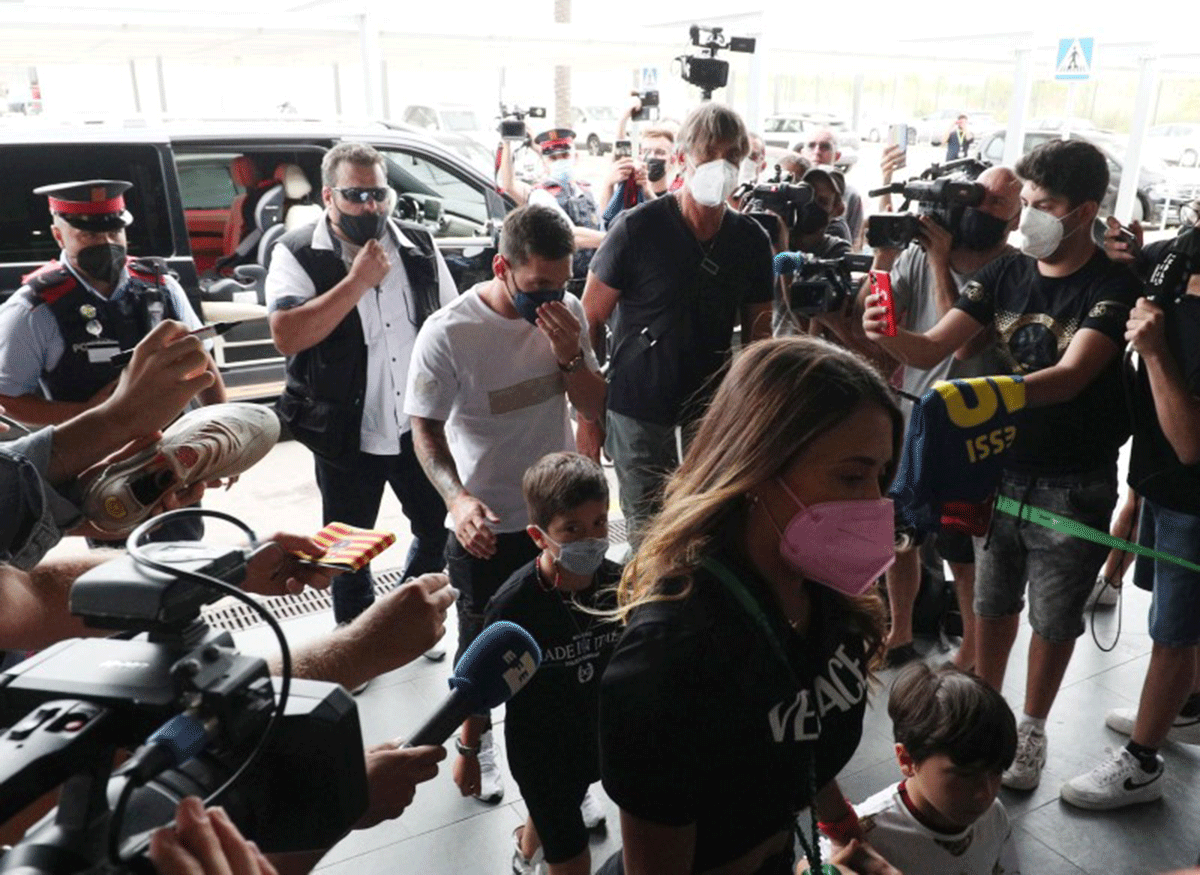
[228,570,1199,875]
[43,440,1194,875]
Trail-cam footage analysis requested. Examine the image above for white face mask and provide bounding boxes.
[1019,204,1081,260]
[688,158,739,207]
[737,156,760,185]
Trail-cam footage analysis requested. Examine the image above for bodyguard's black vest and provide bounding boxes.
[274,219,441,461]
[537,180,600,280]
[17,258,178,402]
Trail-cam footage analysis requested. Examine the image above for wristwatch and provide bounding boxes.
[455,738,480,757]
[558,350,586,373]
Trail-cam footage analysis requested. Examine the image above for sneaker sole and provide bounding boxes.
[1060,781,1163,810]
[82,403,280,534]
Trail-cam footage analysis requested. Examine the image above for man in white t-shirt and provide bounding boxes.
[406,204,605,803]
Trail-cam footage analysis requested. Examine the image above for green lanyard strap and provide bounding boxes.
[697,556,831,874]
[994,495,1200,574]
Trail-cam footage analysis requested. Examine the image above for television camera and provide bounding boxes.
[0,513,367,875]
[866,157,989,250]
[774,250,874,316]
[498,103,547,141]
[741,176,814,243]
[677,24,756,101]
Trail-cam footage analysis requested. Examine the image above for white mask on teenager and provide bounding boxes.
[1019,204,1081,260]
[688,158,739,207]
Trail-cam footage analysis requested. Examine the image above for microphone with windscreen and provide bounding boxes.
[405,621,541,747]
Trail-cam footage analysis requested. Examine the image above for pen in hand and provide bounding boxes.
[109,321,244,367]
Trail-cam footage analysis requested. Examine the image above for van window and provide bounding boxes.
[378,148,488,236]
[0,143,175,263]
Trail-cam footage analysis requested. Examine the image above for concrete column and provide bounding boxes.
[359,12,382,118]
[1002,37,1035,168]
[1117,51,1159,223]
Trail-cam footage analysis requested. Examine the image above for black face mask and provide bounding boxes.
[646,158,667,183]
[337,207,388,246]
[77,243,126,285]
[797,202,830,235]
[958,207,1011,251]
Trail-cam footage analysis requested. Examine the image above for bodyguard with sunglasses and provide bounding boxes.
[267,142,458,630]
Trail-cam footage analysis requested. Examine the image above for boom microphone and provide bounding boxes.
[405,621,541,747]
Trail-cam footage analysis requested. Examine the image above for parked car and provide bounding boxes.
[571,106,621,156]
[973,128,1167,226]
[400,103,491,148]
[1145,122,1200,168]
[761,113,859,171]
[0,119,516,401]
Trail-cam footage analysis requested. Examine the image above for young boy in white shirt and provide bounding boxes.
[834,664,1020,875]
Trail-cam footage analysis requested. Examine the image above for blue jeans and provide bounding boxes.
[1134,498,1200,646]
[314,431,447,624]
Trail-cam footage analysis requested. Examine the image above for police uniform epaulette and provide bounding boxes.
[20,261,78,305]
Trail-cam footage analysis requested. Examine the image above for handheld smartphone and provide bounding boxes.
[614,139,633,159]
[888,123,909,157]
[870,270,898,337]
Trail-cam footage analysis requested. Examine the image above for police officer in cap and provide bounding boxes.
[500,129,605,283]
[0,179,225,541]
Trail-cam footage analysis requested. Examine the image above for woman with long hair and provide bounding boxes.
[599,336,903,875]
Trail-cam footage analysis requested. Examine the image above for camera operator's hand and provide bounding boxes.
[1126,297,1169,361]
[149,797,278,875]
[243,533,336,596]
[916,215,953,268]
[348,239,391,290]
[356,741,447,830]
[1104,216,1143,266]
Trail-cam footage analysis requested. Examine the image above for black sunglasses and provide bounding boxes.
[335,186,390,203]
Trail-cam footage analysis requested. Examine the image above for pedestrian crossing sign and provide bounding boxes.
[1056,38,1094,81]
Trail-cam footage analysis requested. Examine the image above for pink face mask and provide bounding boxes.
[763,478,896,596]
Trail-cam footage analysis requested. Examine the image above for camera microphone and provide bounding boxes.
[774,251,811,276]
[405,621,541,748]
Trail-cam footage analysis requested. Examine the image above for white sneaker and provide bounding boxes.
[580,786,607,831]
[1087,574,1120,608]
[1060,747,1164,810]
[1001,722,1047,790]
[475,730,504,803]
[82,403,279,535]
[511,826,545,875]
[1105,706,1200,745]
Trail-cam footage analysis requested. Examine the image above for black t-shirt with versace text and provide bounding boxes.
[599,551,870,872]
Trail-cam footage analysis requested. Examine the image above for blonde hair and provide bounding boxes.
[676,103,749,163]
[616,337,900,654]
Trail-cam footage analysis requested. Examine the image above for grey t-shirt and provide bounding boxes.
[891,243,1012,413]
